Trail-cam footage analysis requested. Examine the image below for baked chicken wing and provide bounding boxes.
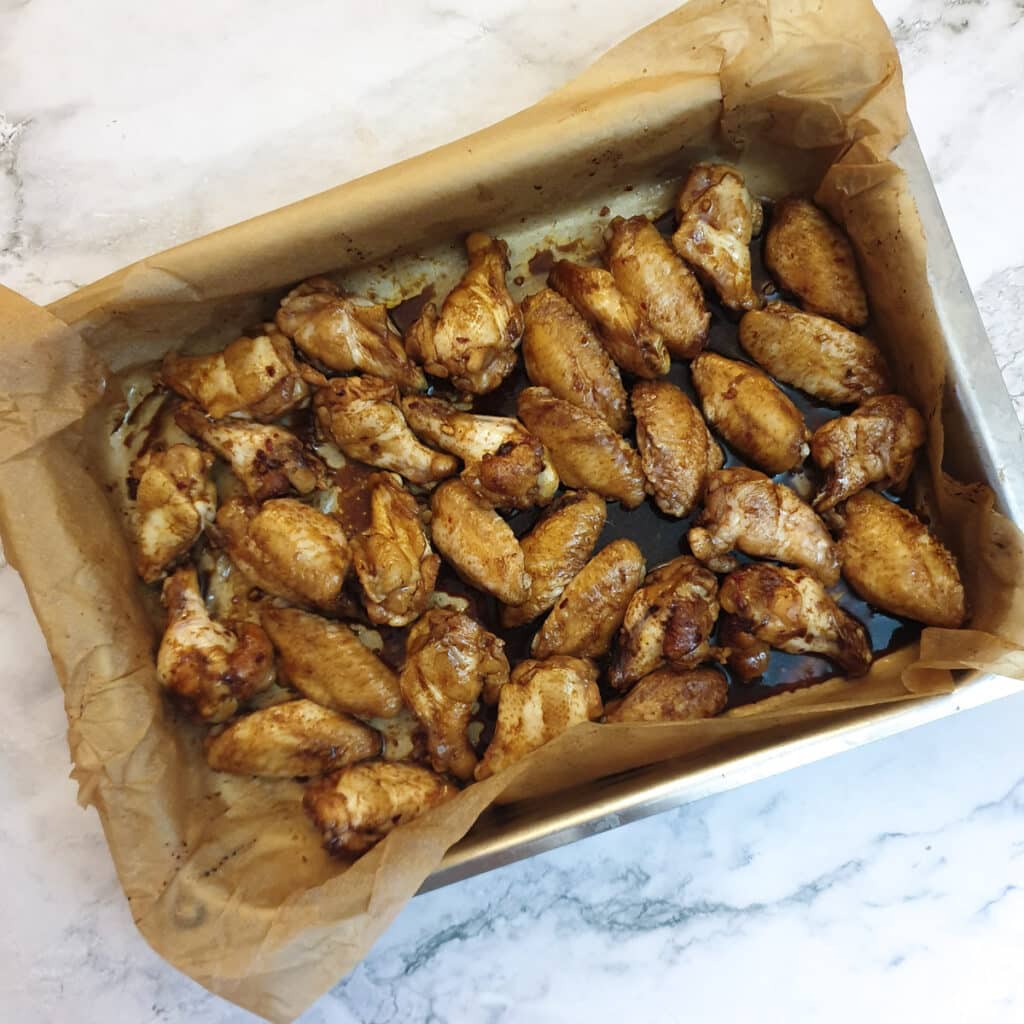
[405,232,523,394]
[604,667,728,723]
[475,656,602,780]
[688,468,840,584]
[671,163,763,312]
[738,302,890,405]
[691,351,809,474]
[521,288,630,432]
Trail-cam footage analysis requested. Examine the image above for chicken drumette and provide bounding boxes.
[604,667,728,724]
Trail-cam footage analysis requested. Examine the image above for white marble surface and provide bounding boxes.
[2,1,1024,1021]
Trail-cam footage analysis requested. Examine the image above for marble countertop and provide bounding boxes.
[3,1,1023,1021]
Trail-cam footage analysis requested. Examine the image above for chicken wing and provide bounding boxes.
[275,277,427,393]
[261,605,404,718]
[719,563,872,677]
[161,327,311,421]
[548,260,670,378]
[304,761,459,856]
[475,656,602,780]
[400,609,510,780]
[671,163,763,312]
[605,214,710,358]
[211,497,351,612]
[205,699,381,778]
[738,302,890,405]
[604,667,728,723]
[351,473,439,627]
[517,386,647,507]
[691,352,809,474]
[430,479,530,605]
[532,538,646,659]
[810,395,926,511]
[313,375,458,485]
[521,288,630,432]
[500,490,607,628]
[764,197,868,328]
[632,380,723,518]
[129,444,216,582]
[405,232,523,394]
[157,565,275,722]
[688,468,840,584]
[609,556,720,690]
[837,489,966,628]
[400,395,558,509]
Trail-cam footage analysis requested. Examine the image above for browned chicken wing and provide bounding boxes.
[691,351,809,474]
[275,277,427,393]
[532,538,646,659]
[605,214,710,358]
[632,380,723,518]
[837,490,966,628]
[605,667,728,723]
[400,609,510,780]
[719,563,872,678]
[405,232,523,394]
[313,375,458,485]
[688,468,840,584]
[517,386,647,508]
[157,565,275,722]
[548,260,670,378]
[500,490,607,628]
[521,288,630,432]
[430,479,531,605]
[475,656,602,780]
[764,197,869,328]
[304,761,459,856]
[672,163,763,312]
[609,556,720,691]
[811,394,926,511]
[738,302,890,405]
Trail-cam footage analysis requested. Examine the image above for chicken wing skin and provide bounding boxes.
[211,497,351,612]
[719,563,872,677]
[609,556,720,691]
[161,328,310,421]
[632,380,723,518]
[738,302,890,405]
[313,375,458,485]
[474,656,602,780]
[261,605,403,718]
[517,386,647,508]
[837,490,966,628]
[764,197,869,328]
[205,699,381,778]
[405,233,523,394]
[304,761,459,856]
[500,490,607,628]
[521,288,630,432]
[400,609,509,780]
[691,351,809,474]
[688,468,840,584]
[810,395,926,511]
[129,444,216,582]
[351,473,439,627]
[429,479,531,605]
[275,277,427,393]
[605,667,728,723]
[400,395,558,510]
[532,538,646,659]
[605,214,710,358]
[548,260,670,378]
[157,565,275,722]
[671,163,763,312]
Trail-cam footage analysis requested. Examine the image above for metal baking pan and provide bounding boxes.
[422,126,1024,893]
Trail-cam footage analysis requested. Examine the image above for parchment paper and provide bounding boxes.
[2,1,1023,1020]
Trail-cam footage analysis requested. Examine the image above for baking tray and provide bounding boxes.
[422,126,1024,893]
